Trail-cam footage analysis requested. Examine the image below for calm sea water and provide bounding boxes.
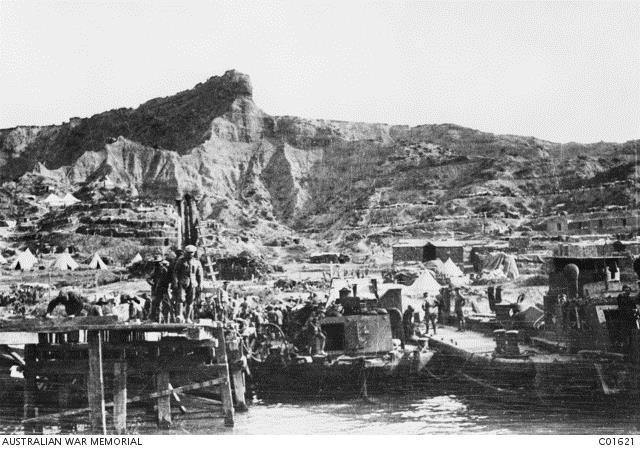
[2,382,639,435]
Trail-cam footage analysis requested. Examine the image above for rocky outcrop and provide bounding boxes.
[269,116,392,148]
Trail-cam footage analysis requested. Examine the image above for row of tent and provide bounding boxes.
[1,249,109,271]
[328,257,469,304]
[2,249,147,271]
[328,268,458,305]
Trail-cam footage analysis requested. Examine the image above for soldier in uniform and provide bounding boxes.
[422,293,439,335]
[45,290,96,318]
[172,245,203,323]
[169,249,184,321]
[148,255,172,322]
[403,305,415,341]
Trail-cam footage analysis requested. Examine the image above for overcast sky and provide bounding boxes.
[1,0,638,143]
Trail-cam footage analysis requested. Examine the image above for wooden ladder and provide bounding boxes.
[196,223,217,284]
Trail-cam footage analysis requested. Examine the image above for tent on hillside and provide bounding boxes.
[61,193,80,206]
[424,258,445,274]
[403,270,442,298]
[128,253,143,266]
[89,253,108,270]
[42,193,64,207]
[502,254,519,279]
[442,258,464,277]
[0,253,7,264]
[480,252,520,280]
[51,252,79,271]
[11,249,37,271]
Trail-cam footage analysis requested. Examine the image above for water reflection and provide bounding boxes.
[1,384,639,434]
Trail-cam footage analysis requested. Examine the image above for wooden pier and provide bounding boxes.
[0,317,248,434]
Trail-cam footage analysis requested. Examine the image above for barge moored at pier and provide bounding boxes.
[428,252,640,402]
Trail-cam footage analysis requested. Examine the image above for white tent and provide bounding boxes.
[51,252,79,271]
[11,249,38,271]
[479,252,520,280]
[0,253,7,264]
[442,258,464,277]
[503,254,520,280]
[404,270,442,298]
[89,252,108,270]
[424,258,445,274]
[42,193,64,207]
[61,193,80,206]
[129,253,143,266]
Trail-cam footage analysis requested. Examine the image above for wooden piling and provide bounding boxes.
[58,377,74,432]
[113,350,127,435]
[87,331,107,434]
[215,326,235,427]
[23,344,39,434]
[6,321,240,431]
[156,371,171,428]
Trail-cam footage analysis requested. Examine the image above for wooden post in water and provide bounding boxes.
[23,344,39,434]
[113,349,127,434]
[215,325,235,427]
[58,376,74,432]
[156,371,171,428]
[87,331,107,434]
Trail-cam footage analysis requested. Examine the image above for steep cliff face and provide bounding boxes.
[59,134,320,230]
[2,70,639,250]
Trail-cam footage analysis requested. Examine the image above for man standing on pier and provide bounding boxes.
[173,245,203,323]
[422,293,438,335]
[148,255,172,322]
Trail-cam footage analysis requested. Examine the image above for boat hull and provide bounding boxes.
[249,349,433,398]
[428,326,640,403]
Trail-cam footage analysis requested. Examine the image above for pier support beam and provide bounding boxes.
[156,371,171,428]
[113,350,127,435]
[58,377,74,433]
[216,326,235,427]
[23,344,41,434]
[87,331,107,434]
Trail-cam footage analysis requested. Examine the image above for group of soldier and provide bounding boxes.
[147,244,204,323]
[404,286,469,340]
